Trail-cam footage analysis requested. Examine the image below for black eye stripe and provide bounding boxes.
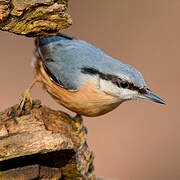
[81,67,146,93]
[120,81,129,88]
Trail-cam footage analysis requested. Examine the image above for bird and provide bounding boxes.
[20,33,165,117]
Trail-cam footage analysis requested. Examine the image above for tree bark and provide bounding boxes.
[0,0,72,37]
[0,100,95,179]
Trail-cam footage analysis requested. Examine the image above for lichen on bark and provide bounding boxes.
[0,0,72,37]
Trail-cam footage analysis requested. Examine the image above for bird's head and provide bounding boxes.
[107,64,166,104]
[86,62,166,105]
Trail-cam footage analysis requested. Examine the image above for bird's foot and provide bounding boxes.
[19,78,39,112]
[19,88,32,111]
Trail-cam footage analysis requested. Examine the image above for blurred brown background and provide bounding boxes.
[0,0,180,179]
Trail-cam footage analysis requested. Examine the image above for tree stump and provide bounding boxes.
[0,100,95,179]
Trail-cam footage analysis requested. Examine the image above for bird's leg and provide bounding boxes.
[19,76,39,110]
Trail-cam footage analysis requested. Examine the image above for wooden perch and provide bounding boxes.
[0,0,72,37]
[0,100,95,179]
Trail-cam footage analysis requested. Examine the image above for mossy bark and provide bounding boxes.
[0,0,72,37]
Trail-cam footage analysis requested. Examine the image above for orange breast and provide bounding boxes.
[36,61,120,117]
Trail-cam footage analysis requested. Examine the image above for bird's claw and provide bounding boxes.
[19,89,32,111]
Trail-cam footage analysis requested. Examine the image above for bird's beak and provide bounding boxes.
[140,89,166,104]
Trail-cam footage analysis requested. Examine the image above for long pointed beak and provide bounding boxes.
[141,89,166,104]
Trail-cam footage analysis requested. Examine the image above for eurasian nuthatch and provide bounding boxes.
[20,33,165,117]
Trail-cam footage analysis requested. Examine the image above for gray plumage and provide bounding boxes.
[37,33,146,92]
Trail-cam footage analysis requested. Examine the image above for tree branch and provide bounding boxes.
[0,0,72,37]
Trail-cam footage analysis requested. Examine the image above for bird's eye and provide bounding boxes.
[120,81,129,88]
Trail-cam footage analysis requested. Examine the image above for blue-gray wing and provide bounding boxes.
[42,57,83,91]
[37,33,111,91]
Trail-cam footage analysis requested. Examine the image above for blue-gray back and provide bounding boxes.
[37,33,146,91]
